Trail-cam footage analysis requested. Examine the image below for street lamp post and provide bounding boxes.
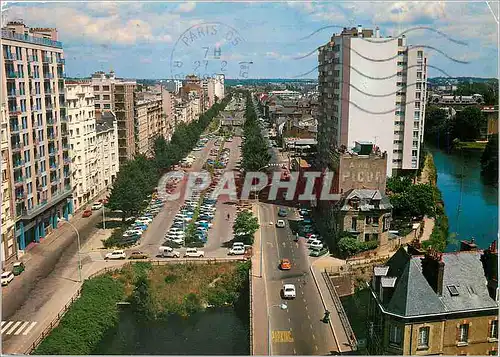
[58,218,82,282]
[268,303,288,355]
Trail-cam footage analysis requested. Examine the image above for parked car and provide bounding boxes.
[279,259,292,270]
[184,248,205,258]
[159,246,181,258]
[232,242,245,250]
[278,208,288,217]
[123,230,143,237]
[276,220,286,228]
[105,250,127,260]
[1,271,14,286]
[82,209,92,218]
[166,236,184,245]
[12,262,25,276]
[91,202,103,210]
[228,246,246,255]
[129,251,148,259]
[282,284,296,299]
[309,241,324,250]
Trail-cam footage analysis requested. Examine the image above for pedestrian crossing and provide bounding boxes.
[1,321,37,336]
[272,330,294,343]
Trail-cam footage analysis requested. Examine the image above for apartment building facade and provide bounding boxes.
[1,104,16,263]
[91,71,136,164]
[1,21,72,252]
[367,241,499,355]
[135,98,163,157]
[65,81,98,211]
[214,73,225,101]
[161,88,175,140]
[202,78,216,110]
[95,112,119,193]
[317,26,427,176]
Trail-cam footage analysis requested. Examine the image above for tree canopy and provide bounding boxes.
[481,134,499,185]
[452,107,486,142]
[233,210,259,245]
[454,81,498,105]
[241,91,270,171]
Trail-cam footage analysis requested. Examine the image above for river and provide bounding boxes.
[93,306,250,355]
[430,147,498,252]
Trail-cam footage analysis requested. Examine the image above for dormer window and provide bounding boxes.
[372,199,380,209]
[350,198,360,210]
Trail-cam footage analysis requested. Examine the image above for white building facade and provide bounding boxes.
[95,112,119,194]
[65,81,97,211]
[318,26,427,176]
[214,74,225,101]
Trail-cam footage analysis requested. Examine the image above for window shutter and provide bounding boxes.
[489,321,492,338]
[456,324,460,342]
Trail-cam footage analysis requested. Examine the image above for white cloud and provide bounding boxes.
[4,4,177,45]
[176,2,196,13]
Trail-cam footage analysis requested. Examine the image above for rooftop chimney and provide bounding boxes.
[481,240,498,300]
[407,238,425,256]
[421,248,445,296]
[460,238,478,251]
[375,26,380,38]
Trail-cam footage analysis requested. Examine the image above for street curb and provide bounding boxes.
[309,263,342,353]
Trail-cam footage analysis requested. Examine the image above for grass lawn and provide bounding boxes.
[113,261,248,316]
[456,141,487,150]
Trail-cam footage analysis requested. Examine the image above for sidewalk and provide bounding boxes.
[310,257,353,354]
[251,203,269,356]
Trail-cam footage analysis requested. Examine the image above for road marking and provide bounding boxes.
[293,348,297,354]
[22,321,38,335]
[315,345,318,351]
[6,321,22,335]
[272,330,294,343]
[312,333,316,340]
[310,323,313,329]
[1,322,13,334]
[288,318,291,323]
[305,305,308,310]
[307,314,311,320]
[14,321,30,335]
[0,321,6,327]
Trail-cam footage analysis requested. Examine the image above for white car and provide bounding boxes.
[105,250,127,260]
[166,237,184,245]
[123,229,143,237]
[91,202,103,210]
[1,271,14,286]
[228,246,246,255]
[137,216,153,223]
[276,220,286,228]
[309,241,324,251]
[159,246,181,258]
[307,239,322,248]
[232,242,245,250]
[283,284,296,299]
[184,248,205,258]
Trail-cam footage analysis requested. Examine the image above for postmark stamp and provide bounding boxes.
[170,22,253,83]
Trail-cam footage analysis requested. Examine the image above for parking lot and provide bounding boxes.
[97,132,248,262]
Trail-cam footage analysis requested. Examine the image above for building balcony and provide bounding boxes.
[57,72,66,78]
[7,90,18,97]
[12,143,23,152]
[63,157,71,164]
[50,179,59,186]
[45,88,53,95]
[49,150,56,157]
[10,124,20,133]
[32,105,42,112]
[9,106,21,115]
[47,136,55,142]
[13,159,24,168]
[3,52,18,61]
[6,71,20,79]
[42,56,53,64]
[14,177,24,187]
[60,116,68,123]
[49,164,57,171]
[28,55,39,62]
[56,58,65,64]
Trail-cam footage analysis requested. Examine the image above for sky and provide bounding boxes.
[1,1,499,80]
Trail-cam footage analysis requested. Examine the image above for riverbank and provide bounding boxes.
[419,152,449,252]
[33,261,250,355]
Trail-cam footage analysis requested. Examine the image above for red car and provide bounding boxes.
[82,209,92,218]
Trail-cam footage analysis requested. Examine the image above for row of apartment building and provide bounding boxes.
[0,21,225,265]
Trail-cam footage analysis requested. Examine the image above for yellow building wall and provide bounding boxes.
[402,316,498,355]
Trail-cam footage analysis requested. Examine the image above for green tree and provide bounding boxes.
[233,211,259,245]
[386,176,413,194]
[389,183,439,218]
[424,105,449,140]
[453,107,486,141]
[338,237,360,258]
[481,134,499,184]
[131,274,155,321]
